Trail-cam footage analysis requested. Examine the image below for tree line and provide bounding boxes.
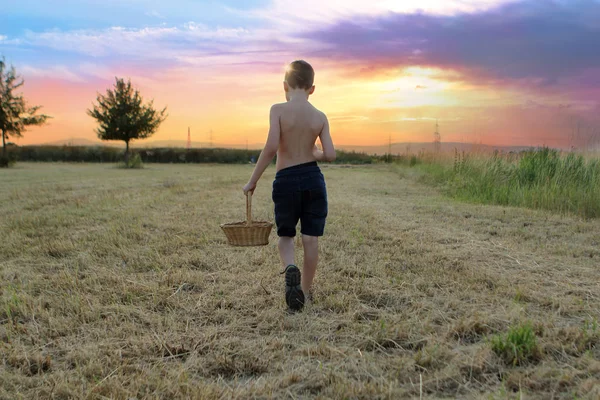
[9,145,376,165]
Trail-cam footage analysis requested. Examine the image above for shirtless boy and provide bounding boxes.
[242,60,336,312]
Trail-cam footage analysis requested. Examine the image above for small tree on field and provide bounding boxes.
[0,57,50,166]
[88,77,167,165]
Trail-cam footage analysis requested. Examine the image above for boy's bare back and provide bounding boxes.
[272,100,329,171]
[243,59,335,197]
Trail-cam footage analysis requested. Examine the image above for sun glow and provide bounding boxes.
[369,67,458,108]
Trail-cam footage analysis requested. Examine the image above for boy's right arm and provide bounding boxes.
[242,104,281,195]
[318,114,336,162]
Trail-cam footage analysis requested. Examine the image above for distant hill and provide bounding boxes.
[39,138,264,150]
[338,142,534,155]
[133,140,264,150]
[43,138,108,147]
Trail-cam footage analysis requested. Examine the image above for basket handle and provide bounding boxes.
[246,192,252,225]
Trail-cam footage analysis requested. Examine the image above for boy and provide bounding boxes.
[243,60,336,312]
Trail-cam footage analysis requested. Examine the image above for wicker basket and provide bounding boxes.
[221,193,273,246]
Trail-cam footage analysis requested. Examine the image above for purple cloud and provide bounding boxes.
[301,0,600,86]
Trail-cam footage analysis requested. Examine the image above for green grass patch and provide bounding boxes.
[490,322,540,366]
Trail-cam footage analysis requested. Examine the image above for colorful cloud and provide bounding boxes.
[0,0,598,149]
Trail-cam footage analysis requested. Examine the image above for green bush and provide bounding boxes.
[118,153,143,169]
[0,152,17,168]
[0,155,10,168]
[490,322,540,366]
[337,150,374,164]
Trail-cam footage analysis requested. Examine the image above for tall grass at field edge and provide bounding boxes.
[404,148,600,218]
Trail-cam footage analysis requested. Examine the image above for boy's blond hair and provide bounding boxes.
[285,60,315,90]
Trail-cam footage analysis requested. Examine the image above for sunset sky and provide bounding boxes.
[1,0,600,148]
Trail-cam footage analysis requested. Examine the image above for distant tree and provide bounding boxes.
[0,57,50,165]
[87,78,167,165]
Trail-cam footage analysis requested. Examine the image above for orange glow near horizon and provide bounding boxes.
[12,65,591,149]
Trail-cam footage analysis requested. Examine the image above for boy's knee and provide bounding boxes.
[301,235,318,246]
[278,237,294,245]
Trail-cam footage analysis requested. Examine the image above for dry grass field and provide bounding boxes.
[1,163,599,399]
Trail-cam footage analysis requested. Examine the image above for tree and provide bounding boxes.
[0,57,50,163]
[88,78,167,164]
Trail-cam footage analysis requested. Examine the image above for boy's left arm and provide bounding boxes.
[243,105,281,194]
[312,143,324,161]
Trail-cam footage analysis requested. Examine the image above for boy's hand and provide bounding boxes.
[243,181,256,195]
[312,144,324,161]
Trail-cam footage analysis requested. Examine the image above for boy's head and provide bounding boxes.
[284,60,315,99]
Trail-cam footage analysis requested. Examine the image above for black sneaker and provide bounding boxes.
[281,265,305,312]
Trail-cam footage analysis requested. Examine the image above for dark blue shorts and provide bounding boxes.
[272,161,328,237]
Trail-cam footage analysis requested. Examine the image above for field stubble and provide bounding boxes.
[1,163,599,399]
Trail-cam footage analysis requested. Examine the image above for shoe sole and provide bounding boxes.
[285,266,305,312]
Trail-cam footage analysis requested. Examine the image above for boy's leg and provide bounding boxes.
[273,187,298,269]
[299,182,327,298]
[301,234,318,294]
[273,176,305,311]
[278,236,295,268]
[280,236,305,312]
